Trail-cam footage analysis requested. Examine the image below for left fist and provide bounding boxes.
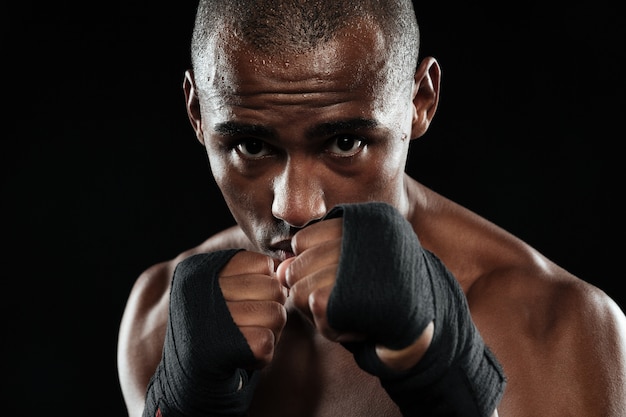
[276,217,364,344]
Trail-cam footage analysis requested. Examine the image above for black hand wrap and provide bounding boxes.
[143,249,259,417]
[325,202,506,417]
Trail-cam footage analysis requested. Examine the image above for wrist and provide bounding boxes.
[375,321,434,371]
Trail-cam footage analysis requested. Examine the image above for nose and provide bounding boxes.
[271,160,327,228]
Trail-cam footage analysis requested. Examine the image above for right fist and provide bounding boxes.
[144,249,288,416]
[218,250,288,368]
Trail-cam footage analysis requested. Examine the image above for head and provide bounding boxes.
[184,0,441,259]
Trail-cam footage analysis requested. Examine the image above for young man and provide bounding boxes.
[117,1,626,416]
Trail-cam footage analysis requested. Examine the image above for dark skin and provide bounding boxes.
[117,20,626,417]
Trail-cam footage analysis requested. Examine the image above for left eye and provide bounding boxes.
[327,136,364,157]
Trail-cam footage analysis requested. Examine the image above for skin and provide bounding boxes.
[117,19,626,417]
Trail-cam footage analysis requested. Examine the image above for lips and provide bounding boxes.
[269,239,295,261]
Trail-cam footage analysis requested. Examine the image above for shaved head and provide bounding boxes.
[190,0,420,89]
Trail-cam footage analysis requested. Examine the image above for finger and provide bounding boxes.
[220,274,288,303]
[275,256,296,288]
[288,263,338,321]
[284,238,341,288]
[220,251,275,277]
[227,300,288,339]
[291,217,343,254]
[239,326,277,368]
[309,285,366,343]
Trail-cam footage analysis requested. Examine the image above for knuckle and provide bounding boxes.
[288,284,310,311]
[269,301,288,331]
[238,300,287,330]
[308,289,328,318]
[246,327,276,366]
[269,279,288,303]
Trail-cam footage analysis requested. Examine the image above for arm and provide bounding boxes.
[555,289,626,416]
[118,261,173,417]
[468,266,626,416]
[279,202,506,416]
[117,250,288,417]
[378,336,502,417]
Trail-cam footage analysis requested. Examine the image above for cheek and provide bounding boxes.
[208,151,271,226]
[360,141,408,198]
[212,165,261,213]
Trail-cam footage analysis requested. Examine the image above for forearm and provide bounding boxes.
[327,202,506,417]
[143,250,259,417]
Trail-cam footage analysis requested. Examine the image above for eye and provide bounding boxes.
[327,135,364,157]
[235,138,272,158]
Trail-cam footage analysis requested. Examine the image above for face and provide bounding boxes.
[188,22,424,260]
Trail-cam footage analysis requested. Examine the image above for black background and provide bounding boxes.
[2,2,623,416]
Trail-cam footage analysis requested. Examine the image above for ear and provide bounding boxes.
[410,57,441,139]
[183,70,205,145]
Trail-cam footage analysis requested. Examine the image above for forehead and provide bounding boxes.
[196,19,392,98]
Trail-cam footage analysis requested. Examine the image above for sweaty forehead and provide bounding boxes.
[195,19,391,95]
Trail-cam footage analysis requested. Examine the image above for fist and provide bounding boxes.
[219,250,289,368]
[276,217,365,343]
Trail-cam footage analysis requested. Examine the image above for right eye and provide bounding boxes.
[235,138,272,158]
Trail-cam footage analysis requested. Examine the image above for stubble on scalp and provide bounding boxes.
[190,0,420,92]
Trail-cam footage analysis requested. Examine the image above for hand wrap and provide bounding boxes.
[325,202,506,417]
[143,249,259,417]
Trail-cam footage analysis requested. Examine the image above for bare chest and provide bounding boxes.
[248,312,401,417]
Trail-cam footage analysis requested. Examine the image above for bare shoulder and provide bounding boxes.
[117,225,251,416]
[468,261,626,415]
[468,257,626,351]
[121,225,251,332]
[461,230,626,415]
[127,225,252,309]
[410,180,626,415]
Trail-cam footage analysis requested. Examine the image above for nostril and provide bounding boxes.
[271,193,327,228]
[295,217,324,229]
[277,215,324,229]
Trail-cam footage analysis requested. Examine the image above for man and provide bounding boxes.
[117,1,626,416]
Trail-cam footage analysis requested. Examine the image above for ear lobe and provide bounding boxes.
[410,57,441,139]
[183,70,205,145]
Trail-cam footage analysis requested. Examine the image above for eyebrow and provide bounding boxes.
[213,117,378,140]
[213,122,275,138]
[305,118,378,139]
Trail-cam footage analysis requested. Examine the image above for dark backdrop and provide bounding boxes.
[2,2,623,416]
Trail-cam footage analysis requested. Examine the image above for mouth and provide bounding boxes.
[269,239,295,261]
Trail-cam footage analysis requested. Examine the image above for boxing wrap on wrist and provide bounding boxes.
[325,202,506,417]
[143,249,259,417]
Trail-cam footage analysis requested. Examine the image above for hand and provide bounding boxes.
[276,218,365,344]
[275,203,506,417]
[219,250,289,368]
[276,215,430,371]
[143,249,286,416]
